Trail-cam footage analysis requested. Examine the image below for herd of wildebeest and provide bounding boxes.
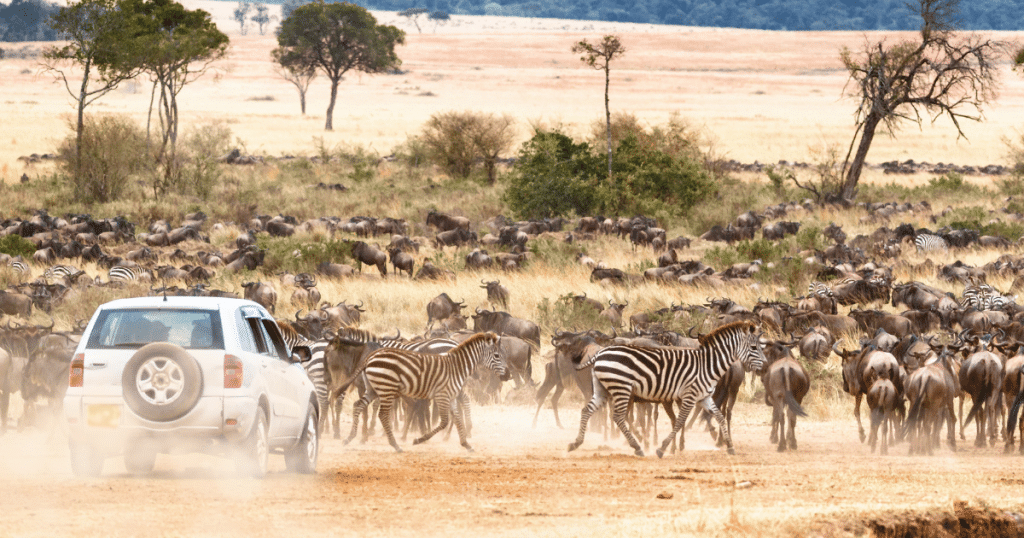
[4,196,1024,458]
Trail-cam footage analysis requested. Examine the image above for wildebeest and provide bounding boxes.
[903,350,959,455]
[426,293,466,333]
[426,209,470,232]
[387,245,415,277]
[434,228,477,249]
[761,342,810,452]
[600,300,628,329]
[480,280,509,310]
[352,241,388,276]
[471,307,541,349]
[465,249,493,270]
[241,281,277,314]
[0,289,32,318]
[836,343,902,443]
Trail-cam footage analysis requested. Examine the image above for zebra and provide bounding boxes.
[329,327,461,441]
[43,264,81,283]
[336,332,506,452]
[278,321,331,434]
[808,281,835,298]
[7,259,29,276]
[108,265,152,283]
[567,321,766,458]
[915,233,948,253]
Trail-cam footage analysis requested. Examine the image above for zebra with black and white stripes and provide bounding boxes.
[108,265,152,283]
[568,321,766,458]
[337,332,506,452]
[8,258,29,276]
[278,321,331,434]
[808,281,835,298]
[915,233,948,253]
[43,264,81,282]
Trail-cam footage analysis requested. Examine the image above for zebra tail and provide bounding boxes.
[783,368,808,418]
[1007,365,1024,437]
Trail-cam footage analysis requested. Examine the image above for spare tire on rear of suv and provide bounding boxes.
[122,343,203,422]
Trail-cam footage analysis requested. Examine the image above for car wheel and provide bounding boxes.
[69,439,103,477]
[124,443,157,475]
[122,343,202,422]
[285,403,319,474]
[237,409,269,478]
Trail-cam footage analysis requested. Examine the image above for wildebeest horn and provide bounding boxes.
[480,279,487,287]
[386,328,401,340]
[476,306,482,314]
[296,310,304,321]
[355,300,365,312]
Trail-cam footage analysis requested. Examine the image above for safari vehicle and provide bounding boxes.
[63,295,319,477]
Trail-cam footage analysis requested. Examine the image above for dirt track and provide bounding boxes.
[3,400,1024,537]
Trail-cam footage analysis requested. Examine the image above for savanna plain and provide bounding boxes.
[5,4,1024,537]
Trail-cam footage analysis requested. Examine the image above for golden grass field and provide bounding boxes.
[3,1,1024,185]
[4,6,1024,538]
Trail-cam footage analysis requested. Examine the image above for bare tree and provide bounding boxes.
[273,47,316,115]
[572,35,625,181]
[251,2,270,36]
[827,0,1008,203]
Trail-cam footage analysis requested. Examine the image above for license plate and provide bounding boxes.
[87,404,121,428]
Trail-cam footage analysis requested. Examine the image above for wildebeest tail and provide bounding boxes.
[1007,364,1024,437]
[902,377,929,438]
[784,368,808,417]
[963,365,997,429]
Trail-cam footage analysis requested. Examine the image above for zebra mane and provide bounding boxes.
[453,331,499,352]
[698,320,757,346]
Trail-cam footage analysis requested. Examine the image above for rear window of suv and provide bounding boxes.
[86,308,225,350]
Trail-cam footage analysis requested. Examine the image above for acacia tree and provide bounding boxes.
[233,0,252,35]
[825,0,1007,203]
[43,0,145,176]
[273,47,317,114]
[572,35,625,181]
[399,7,428,33]
[275,1,405,131]
[127,0,229,196]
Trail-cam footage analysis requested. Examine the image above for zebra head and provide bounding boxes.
[739,323,767,374]
[480,332,509,381]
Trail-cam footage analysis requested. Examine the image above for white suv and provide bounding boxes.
[63,295,319,477]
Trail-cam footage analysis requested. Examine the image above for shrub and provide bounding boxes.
[535,292,609,334]
[0,234,35,257]
[420,111,516,184]
[504,130,601,219]
[178,122,233,200]
[927,171,968,191]
[258,236,353,274]
[57,114,150,203]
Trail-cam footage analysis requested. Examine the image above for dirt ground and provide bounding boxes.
[3,398,1024,538]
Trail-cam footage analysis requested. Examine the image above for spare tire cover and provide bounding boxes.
[122,342,203,422]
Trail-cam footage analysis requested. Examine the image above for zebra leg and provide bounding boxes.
[345,393,369,445]
[609,392,645,457]
[703,396,736,455]
[452,399,473,452]
[459,392,473,437]
[657,396,697,458]
[377,395,402,453]
[331,387,347,439]
[415,397,451,445]
[568,382,608,452]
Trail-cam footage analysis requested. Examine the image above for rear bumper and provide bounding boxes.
[64,395,259,455]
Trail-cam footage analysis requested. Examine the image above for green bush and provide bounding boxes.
[528,235,582,268]
[258,236,353,274]
[503,131,601,219]
[57,114,150,203]
[927,171,969,191]
[0,234,36,257]
[936,206,987,230]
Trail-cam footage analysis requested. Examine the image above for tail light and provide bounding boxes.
[224,355,243,388]
[69,353,84,388]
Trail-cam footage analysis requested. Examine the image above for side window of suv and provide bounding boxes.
[244,316,271,356]
[261,319,291,362]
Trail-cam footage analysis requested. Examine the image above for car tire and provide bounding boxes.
[69,439,103,477]
[124,443,157,475]
[122,343,202,422]
[237,409,269,478]
[285,403,319,474]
